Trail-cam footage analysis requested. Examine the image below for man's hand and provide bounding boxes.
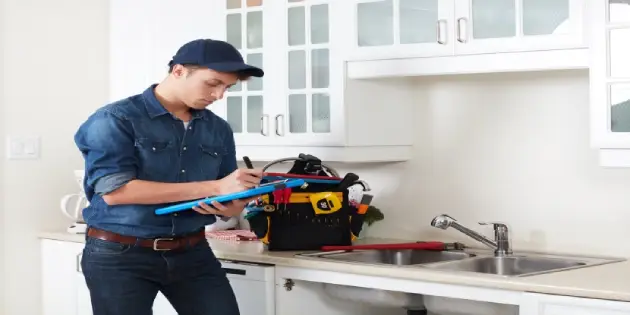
[217,168,264,195]
[192,197,258,217]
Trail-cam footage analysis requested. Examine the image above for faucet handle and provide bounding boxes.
[478,221,509,231]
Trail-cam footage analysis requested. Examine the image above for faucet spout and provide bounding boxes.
[430,214,511,256]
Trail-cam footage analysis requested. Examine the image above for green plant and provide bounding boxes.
[364,205,384,226]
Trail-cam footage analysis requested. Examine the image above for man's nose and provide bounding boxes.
[211,88,226,100]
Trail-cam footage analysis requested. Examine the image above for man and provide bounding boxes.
[73,38,264,315]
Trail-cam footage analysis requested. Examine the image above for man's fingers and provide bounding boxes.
[192,206,217,215]
[211,200,228,211]
[243,169,264,178]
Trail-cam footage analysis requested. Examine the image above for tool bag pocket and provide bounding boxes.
[246,154,366,251]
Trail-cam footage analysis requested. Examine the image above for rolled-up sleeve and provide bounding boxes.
[74,109,137,198]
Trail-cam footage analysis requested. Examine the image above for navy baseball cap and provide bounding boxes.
[168,39,264,77]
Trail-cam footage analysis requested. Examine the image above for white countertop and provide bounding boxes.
[38,231,630,303]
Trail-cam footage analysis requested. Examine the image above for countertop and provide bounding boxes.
[39,231,630,303]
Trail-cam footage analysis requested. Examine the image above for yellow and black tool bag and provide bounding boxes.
[246,154,366,251]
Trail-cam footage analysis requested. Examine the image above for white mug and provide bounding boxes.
[60,193,89,221]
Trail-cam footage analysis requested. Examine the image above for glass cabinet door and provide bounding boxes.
[608,2,630,134]
[280,0,340,145]
[454,0,584,54]
[222,0,273,144]
[352,0,453,60]
[590,0,630,149]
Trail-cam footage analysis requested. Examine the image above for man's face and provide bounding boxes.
[173,65,240,110]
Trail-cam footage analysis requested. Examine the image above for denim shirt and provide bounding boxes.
[74,84,237,238]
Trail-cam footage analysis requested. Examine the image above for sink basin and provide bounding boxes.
[298,249,475,266]
[424,255,588,276]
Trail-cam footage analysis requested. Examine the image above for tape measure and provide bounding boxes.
[310,192,342,215]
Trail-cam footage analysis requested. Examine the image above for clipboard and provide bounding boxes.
[154,178,307,215]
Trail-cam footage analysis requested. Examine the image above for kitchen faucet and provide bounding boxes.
[430,214,512,257]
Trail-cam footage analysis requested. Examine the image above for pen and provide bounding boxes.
[243,156,254,169]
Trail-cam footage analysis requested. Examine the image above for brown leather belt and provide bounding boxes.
[87,227,206,251]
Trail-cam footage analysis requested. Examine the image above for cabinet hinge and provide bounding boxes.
[283,279,294,291]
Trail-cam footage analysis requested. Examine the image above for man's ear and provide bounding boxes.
[170,64,186,78]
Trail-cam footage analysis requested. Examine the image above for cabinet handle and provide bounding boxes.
[76,253,83,273]
[260,114,269,136]
[275,114,285,136]
[436,19,447,44]
[456,17,468,43]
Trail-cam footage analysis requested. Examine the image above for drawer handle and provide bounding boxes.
[223,267,246,275]
[76,253,83,273]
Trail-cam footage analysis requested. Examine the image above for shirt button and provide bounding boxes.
[183,146,187,151]
[181,169,186,173]
[152,147,156,151]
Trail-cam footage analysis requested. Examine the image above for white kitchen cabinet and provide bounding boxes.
[212,0,414,161]
[109,0,414,163]
[345,0,589,78]
[521,292,630,315]
[42,239,177,315]
[274,278,404,315]
[349,0,585,59]
[588,0,630,167]
[41,239,83,315]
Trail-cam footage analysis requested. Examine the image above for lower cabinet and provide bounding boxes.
[274,278,407,315]
[521,293,630,315]
[41,238,630,315]
[42,239,182,315]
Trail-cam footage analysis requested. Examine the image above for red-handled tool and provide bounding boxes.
[320,242,466,252]
[265,172,343,180]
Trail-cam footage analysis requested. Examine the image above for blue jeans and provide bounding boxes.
[80,236,240,315]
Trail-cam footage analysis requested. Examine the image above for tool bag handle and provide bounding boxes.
[262,154,340,177]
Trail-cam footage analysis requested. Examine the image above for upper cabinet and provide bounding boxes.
[109,0,415,162]
[589,0,630,166]
[210,0,415,162]
[345,0,589,79]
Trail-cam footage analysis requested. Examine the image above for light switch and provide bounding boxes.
[6,136,40,160]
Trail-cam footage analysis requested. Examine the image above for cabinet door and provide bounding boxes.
[348,0,455,60]
[521,292,630,315]
[275,279,403,315]
[76,270,93,315]
[215,0,279,146]
[273,0,346,146]
[454,0,585,55]
[590,0,630,149]
[41,240,84,315]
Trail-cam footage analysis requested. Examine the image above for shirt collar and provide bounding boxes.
[142,84,208,121]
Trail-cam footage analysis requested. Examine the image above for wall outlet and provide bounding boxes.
[6,136,40,160]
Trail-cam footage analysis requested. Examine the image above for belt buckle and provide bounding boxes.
[153,238,174,251]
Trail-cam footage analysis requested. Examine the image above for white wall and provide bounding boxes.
[1,0,109,314]
[343,70,630,258]
[0,0,6,311]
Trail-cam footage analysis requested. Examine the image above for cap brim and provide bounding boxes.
[204,62,264,78]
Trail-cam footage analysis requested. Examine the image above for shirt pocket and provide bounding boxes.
[198,144,227,180]
[134,138,177,180]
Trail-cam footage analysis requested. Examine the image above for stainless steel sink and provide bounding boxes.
[297,249,476,266]
[422,255,589,276]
